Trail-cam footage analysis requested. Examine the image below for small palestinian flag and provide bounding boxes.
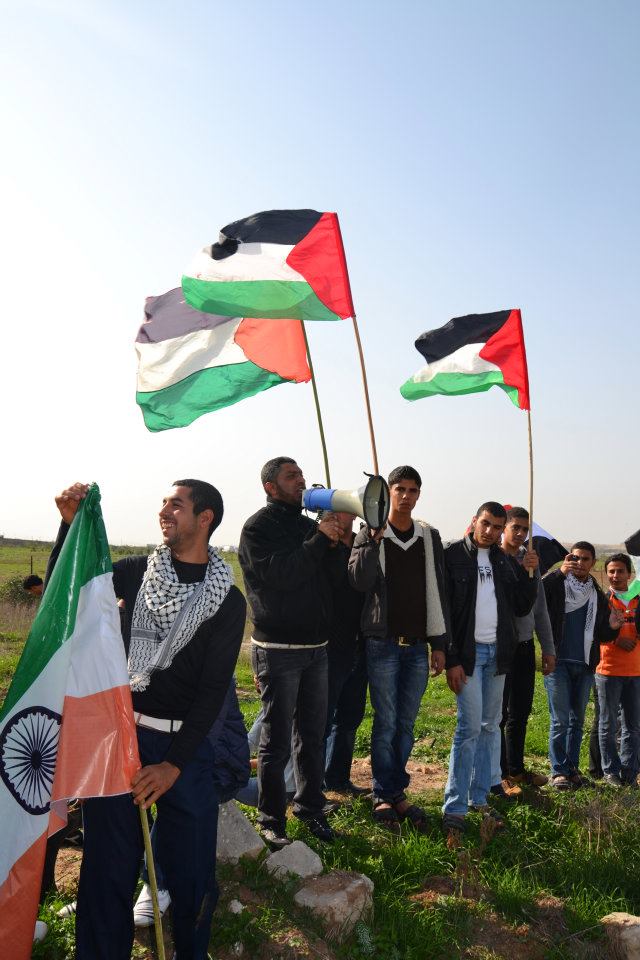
[136,288,311,432]
[182,209,354,322]
[530,521,567,575]
[401,309,530,410]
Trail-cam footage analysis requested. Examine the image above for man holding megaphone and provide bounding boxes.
[348,465,449,832]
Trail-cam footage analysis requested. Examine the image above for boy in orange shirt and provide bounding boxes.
[596,554,640,787]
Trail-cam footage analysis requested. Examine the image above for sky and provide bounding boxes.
[1,0,638,550]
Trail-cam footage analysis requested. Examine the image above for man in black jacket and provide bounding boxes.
[239,457,341,847]
[442,502,537,831]
[49,479,245,960]
[543,542,623,789]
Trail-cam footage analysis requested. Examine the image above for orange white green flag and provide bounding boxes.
[0,484,139,959]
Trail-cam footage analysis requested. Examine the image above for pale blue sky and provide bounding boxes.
[1,0,638,548]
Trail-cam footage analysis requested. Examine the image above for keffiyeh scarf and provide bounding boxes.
[128,544,233,692]
[564,573,596,664]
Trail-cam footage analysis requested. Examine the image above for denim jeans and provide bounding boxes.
[325,638,368,788]
[366,637,428,802]
[251,643,328,833]
[544,660,593,777]
[443,643,505,816]
[595,674,640,782]
[77,729,219,960]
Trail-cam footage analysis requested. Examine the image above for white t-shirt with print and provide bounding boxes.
[475,547,498,643]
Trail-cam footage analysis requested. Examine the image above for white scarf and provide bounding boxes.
[564,573,596,664]
[128,544,233,692]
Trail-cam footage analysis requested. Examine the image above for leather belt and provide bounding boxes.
[395,636,426,647]
[134,712,182,733]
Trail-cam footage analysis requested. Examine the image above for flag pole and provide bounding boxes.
[331,213,380,475]
[139,806,166,960]
[301,321,331,488]
[527,408,534,579]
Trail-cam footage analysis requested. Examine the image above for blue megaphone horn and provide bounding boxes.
[303,474,390,529]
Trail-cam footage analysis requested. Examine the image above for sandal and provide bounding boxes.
[550,774,571,791]
[372,802,401,833]
[394,802,430,833]
[442,813,466,834]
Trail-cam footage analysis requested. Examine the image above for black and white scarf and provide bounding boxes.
[564,573,596,664]
[128,544,233,692]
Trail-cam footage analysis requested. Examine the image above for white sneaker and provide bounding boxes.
[33,920,48,942]
[133,883,171,927]
[57,900,77,918]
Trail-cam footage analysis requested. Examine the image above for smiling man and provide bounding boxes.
[442,502,538,833]
[348,465,449,833]
[542,542,623,790]
[239,457,341,848]
[47,479,245,960]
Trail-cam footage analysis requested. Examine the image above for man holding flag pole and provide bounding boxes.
[43,479,245,960]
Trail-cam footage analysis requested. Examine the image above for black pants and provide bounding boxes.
[500,638,536,777]
[589,687,603,778]
[324,638,368,788]
[251,644,328,834]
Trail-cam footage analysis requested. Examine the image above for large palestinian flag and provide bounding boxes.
[182,209,354,322]
[0,485,139,960]
[401,309,530,410]
[136,288,311,432]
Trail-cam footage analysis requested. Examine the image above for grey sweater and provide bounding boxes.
[513,547,554,655]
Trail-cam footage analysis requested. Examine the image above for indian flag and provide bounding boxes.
[135,288,311,432]
[0,485,139,959]
[401,309,531,410]
[182,209,355,322]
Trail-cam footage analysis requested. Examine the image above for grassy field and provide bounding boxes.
[1,544,637,959]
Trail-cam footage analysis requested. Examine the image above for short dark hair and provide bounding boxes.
[605,553,632,574]
[505,506,529,523]
[475,502,507,520]
[260,457,296,488]
[388,465,422,488]
[571,540,596,561]
[22,575,43,591]
[172,479,224,539]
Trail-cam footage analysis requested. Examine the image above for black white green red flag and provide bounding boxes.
[135,288,311,431]
[0,486,139,959]
[182,209,354,322]
[400,309,530,410]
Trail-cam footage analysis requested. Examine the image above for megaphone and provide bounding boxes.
[303,474,390,529]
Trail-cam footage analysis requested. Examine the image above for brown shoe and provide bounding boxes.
[510,770,548,788]
[500,778,523,798]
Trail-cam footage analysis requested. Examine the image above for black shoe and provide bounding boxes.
[294,814,335,843]
[323,800,341,816]
[326,780,371,797]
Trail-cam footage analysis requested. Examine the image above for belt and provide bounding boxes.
[134,712,182,733]
[395,636,426,647]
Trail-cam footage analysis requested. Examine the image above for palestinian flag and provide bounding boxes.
[530,521,567,575]
[182,209,354,322]
[400,309,530,410]
[136,288,311,432]
[0,485,139,960]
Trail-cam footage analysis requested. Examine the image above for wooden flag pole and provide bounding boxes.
[139,806,166,960]
[301,321,331,488]
[527,408,534,578]
[351,316,380,475]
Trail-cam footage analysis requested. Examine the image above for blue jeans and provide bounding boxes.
[366,637,428,802]
[76,728,219,960]
[595,674,640,782]
[251,644,328,833]
[544,660,593,777]
[325,638,368,788]
[443,643,505,816]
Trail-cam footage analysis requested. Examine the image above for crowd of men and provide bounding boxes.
[44,461,640,960]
